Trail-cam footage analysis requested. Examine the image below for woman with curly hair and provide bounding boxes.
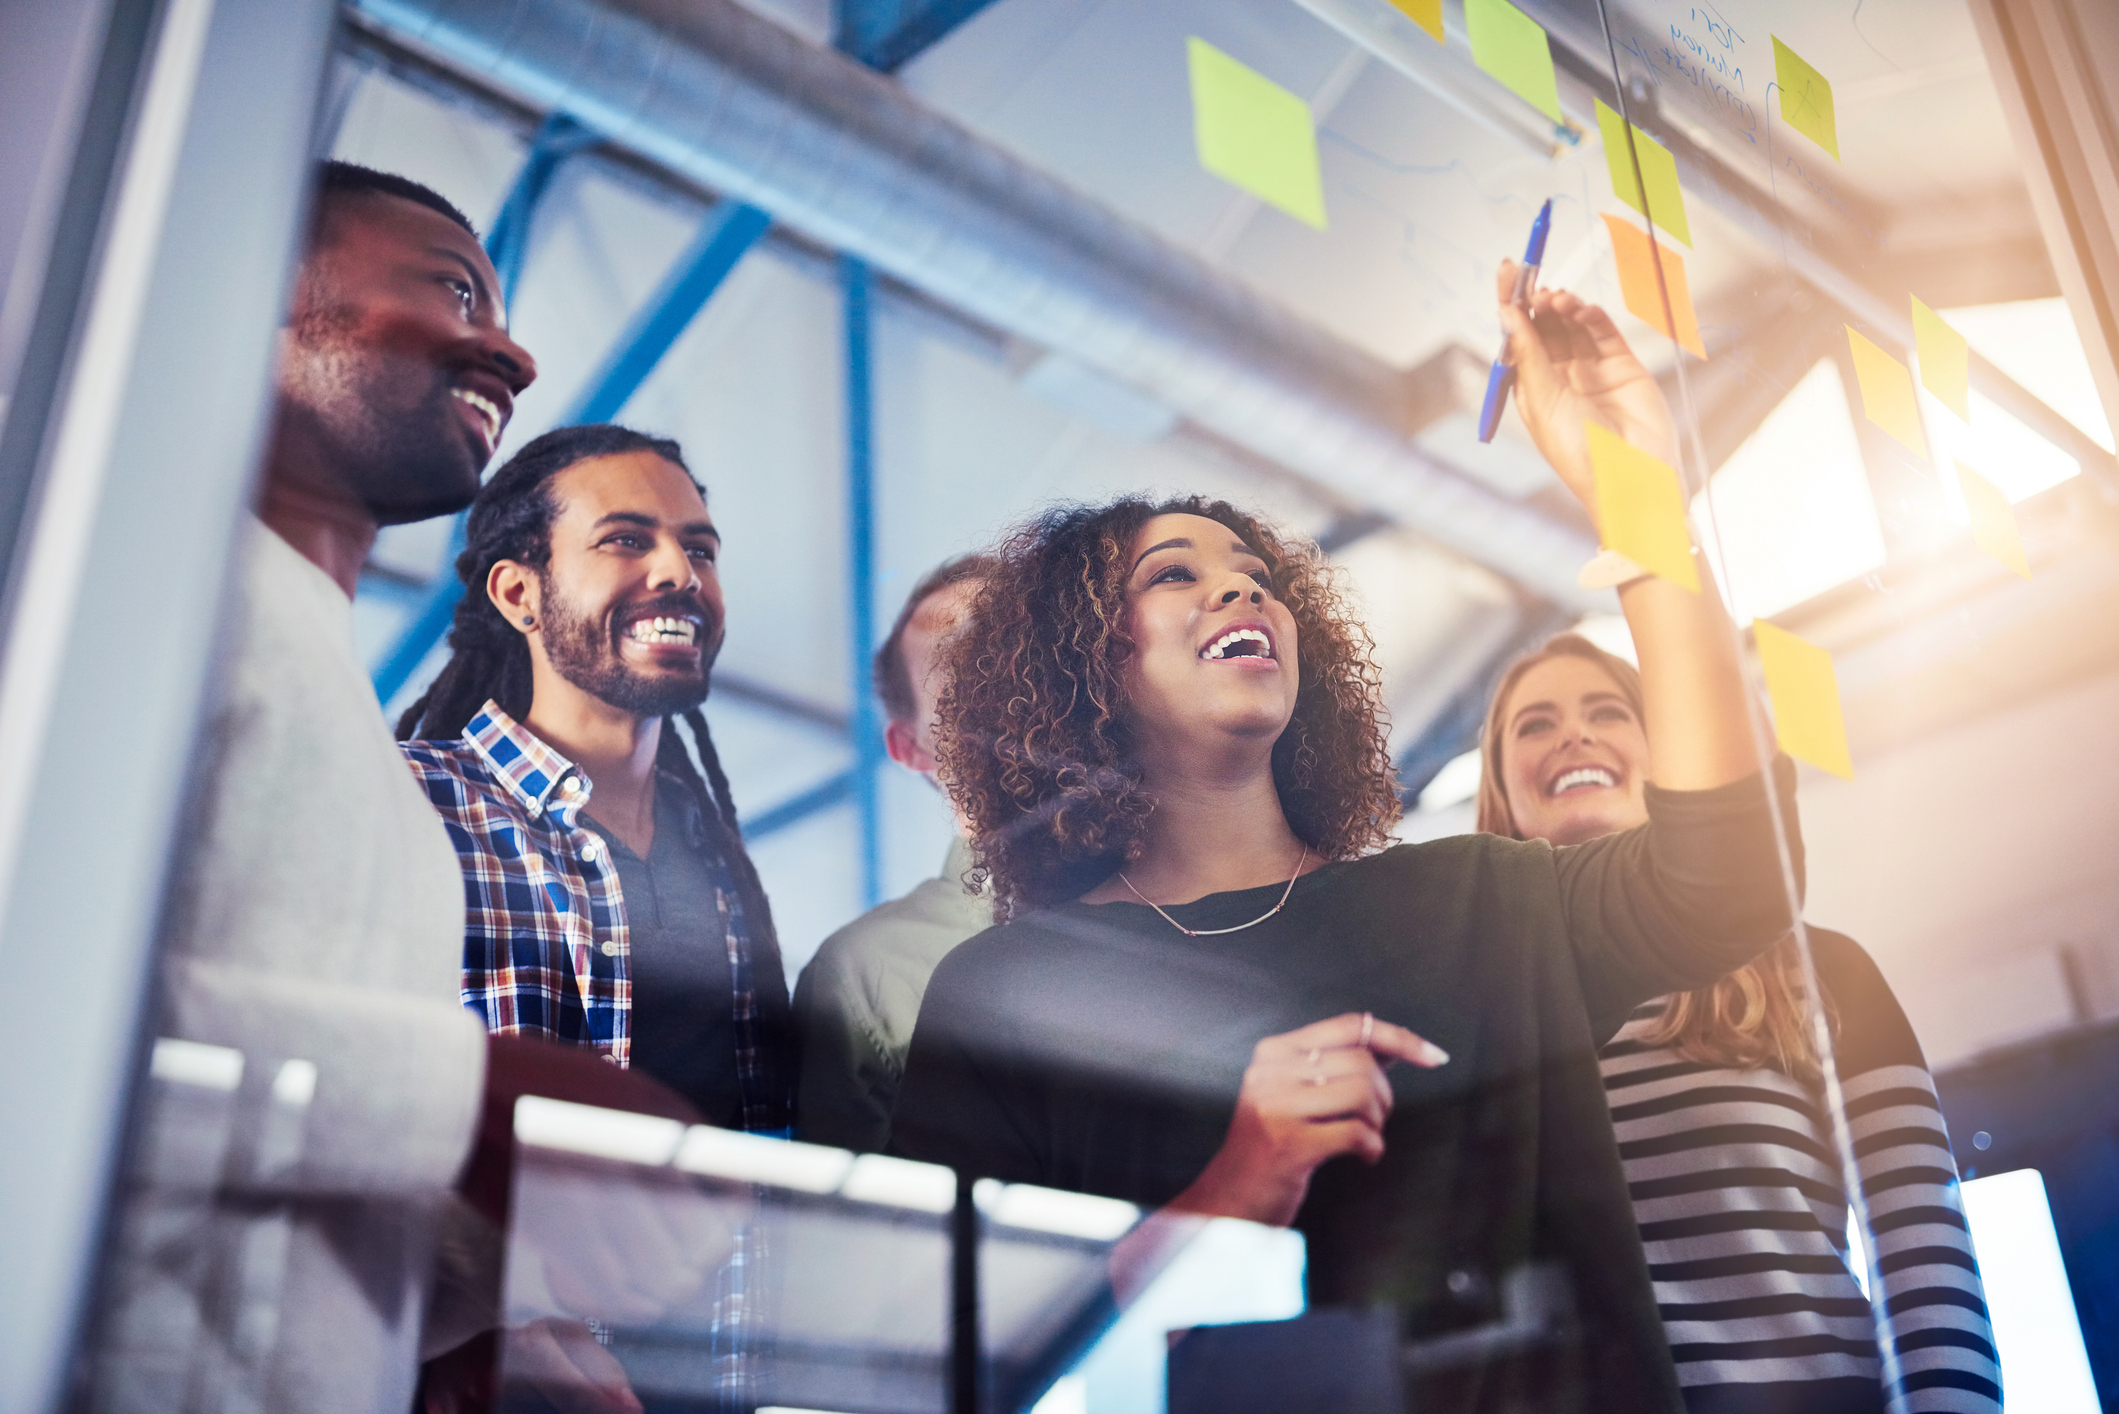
[891,267,1799,1410]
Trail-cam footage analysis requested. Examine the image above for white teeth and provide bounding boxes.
[1550,767,1617,796]
[1201,628,1273,660]
[626,615,699,645]
[450,388,502,445]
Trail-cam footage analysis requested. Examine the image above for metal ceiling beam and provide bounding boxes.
[348,0,1608,611]
[833,0,1002,73]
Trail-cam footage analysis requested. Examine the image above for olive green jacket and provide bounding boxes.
[792,837,994,1152]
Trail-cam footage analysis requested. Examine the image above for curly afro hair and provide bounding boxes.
[934,495,1401,919]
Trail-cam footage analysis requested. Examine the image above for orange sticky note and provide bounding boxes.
[1753,621,1853,779]
[1587,423,1699,592]
[1389,0,1445,42]
[1845,326,1927,456]
[1958,460,2031,578]
[1187,39,1328,229]
[1601,214,1706,358]
[1912,296,1970,421]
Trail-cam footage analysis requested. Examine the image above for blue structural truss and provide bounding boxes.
[834,0,1003,71]
[369,121,772,705]
[842,256,883,905]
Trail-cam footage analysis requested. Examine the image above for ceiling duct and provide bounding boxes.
[351,0,1604,608]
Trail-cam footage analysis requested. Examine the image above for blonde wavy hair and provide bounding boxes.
[1476,633,1825,1077]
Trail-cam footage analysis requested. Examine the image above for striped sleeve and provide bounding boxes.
[1846,1064,2001,1411]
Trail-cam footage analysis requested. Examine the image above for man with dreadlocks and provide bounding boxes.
[397,422,793,1135]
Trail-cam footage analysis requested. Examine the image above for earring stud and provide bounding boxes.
[522,615,534,626]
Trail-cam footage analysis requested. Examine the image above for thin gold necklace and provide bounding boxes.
[1119,845,1310,937]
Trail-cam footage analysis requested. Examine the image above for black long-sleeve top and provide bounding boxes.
[891,761,1801,1414]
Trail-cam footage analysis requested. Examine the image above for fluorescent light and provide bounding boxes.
[986,1183,1140,1241]
[1922,385,2080,515]
[1693,359,1886,623]
[837,1153,958,1213]
[1962,1169,2099,1412]
[149,1037,243,1092]
[1943,298,2113,453]
[673,1128,853,1193]
[512,1096,685,1166]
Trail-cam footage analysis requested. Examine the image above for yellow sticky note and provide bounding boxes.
[1466,0,1562,123]
[1389,0,1445,42]
[1596,99,1691,246]
[1958,460,2031,578]
[1845,326,1927,456]
[1587,423,1699,592]
[1772,37,1839,160]
[1753,621,1854,779]
[1187,39,1327,230]
[1602,214,1706,358]
[1912,296,1970,421]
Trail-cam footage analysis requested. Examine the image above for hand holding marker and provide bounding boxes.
[1477,198,1554,444]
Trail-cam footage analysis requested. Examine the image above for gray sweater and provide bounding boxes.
[91,523,485,1414]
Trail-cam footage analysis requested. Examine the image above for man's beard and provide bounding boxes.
[288,307,486,524]
[541,588,715,719]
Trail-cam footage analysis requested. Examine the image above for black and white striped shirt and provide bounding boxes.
[1599,930,2001,1414]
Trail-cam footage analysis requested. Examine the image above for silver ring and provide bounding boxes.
[1359,1012,1374,1049]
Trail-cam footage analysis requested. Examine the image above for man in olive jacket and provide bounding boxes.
[793,556,995,1152]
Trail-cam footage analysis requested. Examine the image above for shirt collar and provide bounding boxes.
[463,699,591,826]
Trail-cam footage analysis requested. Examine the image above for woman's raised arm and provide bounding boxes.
[1497,262,1759,793]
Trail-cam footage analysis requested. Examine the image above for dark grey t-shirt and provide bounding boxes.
[586,780,741,1126]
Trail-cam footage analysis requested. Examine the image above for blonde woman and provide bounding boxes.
[1477,632,1999,1414]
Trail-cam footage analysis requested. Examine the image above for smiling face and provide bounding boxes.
[279,191,536,524]
[1496,653,1651,846]
[1118,512,1300,760]
[506,451,725,721]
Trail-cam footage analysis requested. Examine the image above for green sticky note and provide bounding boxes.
[1595,99,1691,246]
[1187,38,1327,230]
[1466,0,1562,124]
[1772,36,1839,160]
[1912,295,1970,421]
[1389,0,1445,42]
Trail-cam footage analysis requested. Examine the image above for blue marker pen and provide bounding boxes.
[1477,198,1554,444]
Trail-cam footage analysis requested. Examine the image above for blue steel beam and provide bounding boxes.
[843,256,883,908]
[834,0,1003,71]
[486,112,599,301]
[1393,602,1576,806]
[371,197,772,703]
[746,768,856,841]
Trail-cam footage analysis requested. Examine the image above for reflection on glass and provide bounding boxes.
[1691,359,1886,624]
[1960,1169,2099,1413]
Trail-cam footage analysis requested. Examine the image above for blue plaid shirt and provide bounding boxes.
[401,700,791,1133]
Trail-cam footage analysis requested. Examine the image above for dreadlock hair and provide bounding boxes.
[393,424,774,951]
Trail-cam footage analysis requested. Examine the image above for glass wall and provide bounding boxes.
[24,0,2119,1411]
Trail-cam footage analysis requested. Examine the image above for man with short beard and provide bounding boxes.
[397,422,793,1135]
[94,162,537,1414]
